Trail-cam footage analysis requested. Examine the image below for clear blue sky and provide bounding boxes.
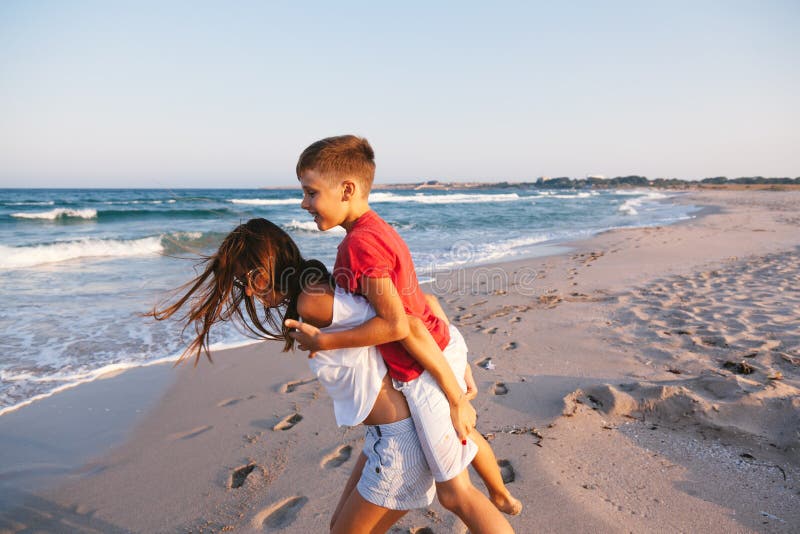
[1,1,798,187]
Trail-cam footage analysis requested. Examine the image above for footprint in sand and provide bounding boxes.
[252,496,308,530]
[482,326,498,335]
[280,378,317,394]
[493,382,509,395]
[230,463,259,489]
[321,445,352,469]
[503,341,518,351]
[509,316,521,324]
[476,357,495,370]
[218,394,259,407]
[72,504,95,517]
[498,459,516,484]
[169,425,213,441]
[273,413,303,431]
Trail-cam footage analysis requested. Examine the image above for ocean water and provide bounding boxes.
[0,187,697,414]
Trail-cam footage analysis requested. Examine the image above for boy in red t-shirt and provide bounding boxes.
[285,135,519,531]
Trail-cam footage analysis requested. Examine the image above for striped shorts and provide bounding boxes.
[357,417,436,510]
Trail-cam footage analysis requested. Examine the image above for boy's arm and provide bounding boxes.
[402,315,476,438]
[422,292,475,399]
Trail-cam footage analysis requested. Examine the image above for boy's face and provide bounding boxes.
[299,169,349,231]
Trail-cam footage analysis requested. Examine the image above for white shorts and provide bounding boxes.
[393,325,479,483]
[357,417,436,510]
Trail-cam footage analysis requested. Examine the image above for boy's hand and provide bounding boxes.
[464,364,477,401]
[450,395,477,443]
[284,319,325,357]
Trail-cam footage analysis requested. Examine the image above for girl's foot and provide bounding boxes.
[491,494,523,516]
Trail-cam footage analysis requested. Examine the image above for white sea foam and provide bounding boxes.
[102,200,168,205]
[11,208,98,220]
[432,233,554,270]
[283,219,346,234]
[479,234,555,261]
[612,189,668,198]
[613,190,647,196]
[369,192,521,204]
[618,200,639,215]
[4,201,55,206]
[169,231,204,240]
[229,198,299,206]
[548,192,594,199]
[617,191,669,215]
[0,236,164,269]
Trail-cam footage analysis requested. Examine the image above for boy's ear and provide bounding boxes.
[341,180,356,201]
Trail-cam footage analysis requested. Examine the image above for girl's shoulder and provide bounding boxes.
[296,282,335,328]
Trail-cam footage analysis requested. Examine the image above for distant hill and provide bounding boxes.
[372,176,800,191]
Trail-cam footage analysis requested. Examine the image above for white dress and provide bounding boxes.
[306,286,387,427]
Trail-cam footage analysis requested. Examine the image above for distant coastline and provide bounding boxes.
[378,176,800,191]
[262,176,800,191]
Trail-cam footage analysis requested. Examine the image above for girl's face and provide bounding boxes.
[236,267,289,307]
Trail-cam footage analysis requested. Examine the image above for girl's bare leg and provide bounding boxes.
[435,469,514,534]
[330,452,366,529]
[331,488,407,534]
[330,452,407,534]
[469,429,523,515]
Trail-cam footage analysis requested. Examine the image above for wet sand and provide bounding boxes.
[1,189,798,533]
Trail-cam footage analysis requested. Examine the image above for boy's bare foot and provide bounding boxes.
[492,494,523,516]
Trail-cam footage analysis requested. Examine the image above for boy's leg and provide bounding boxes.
[439,324,520,513]
[395,370,478,482]
[469,429,523,515]
[397,375,516,530]
[434,469,514,534]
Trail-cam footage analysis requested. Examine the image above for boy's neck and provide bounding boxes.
[340,202,371,233]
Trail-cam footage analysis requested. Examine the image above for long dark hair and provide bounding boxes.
[149,218,332,365]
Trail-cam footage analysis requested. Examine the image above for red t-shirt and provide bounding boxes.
[334,210,450,382]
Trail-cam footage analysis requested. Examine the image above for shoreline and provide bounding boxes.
[0,339,262,419]
[1,189,798,532]
[0,190,695,419]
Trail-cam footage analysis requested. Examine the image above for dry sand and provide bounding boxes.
[1,189,798,533]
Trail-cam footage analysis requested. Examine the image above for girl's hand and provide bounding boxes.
[284,319,325,357]
[464,364,477,401]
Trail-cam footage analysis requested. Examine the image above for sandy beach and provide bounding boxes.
[1,189,798,533]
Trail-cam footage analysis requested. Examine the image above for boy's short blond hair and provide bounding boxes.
[296,135,375,194]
